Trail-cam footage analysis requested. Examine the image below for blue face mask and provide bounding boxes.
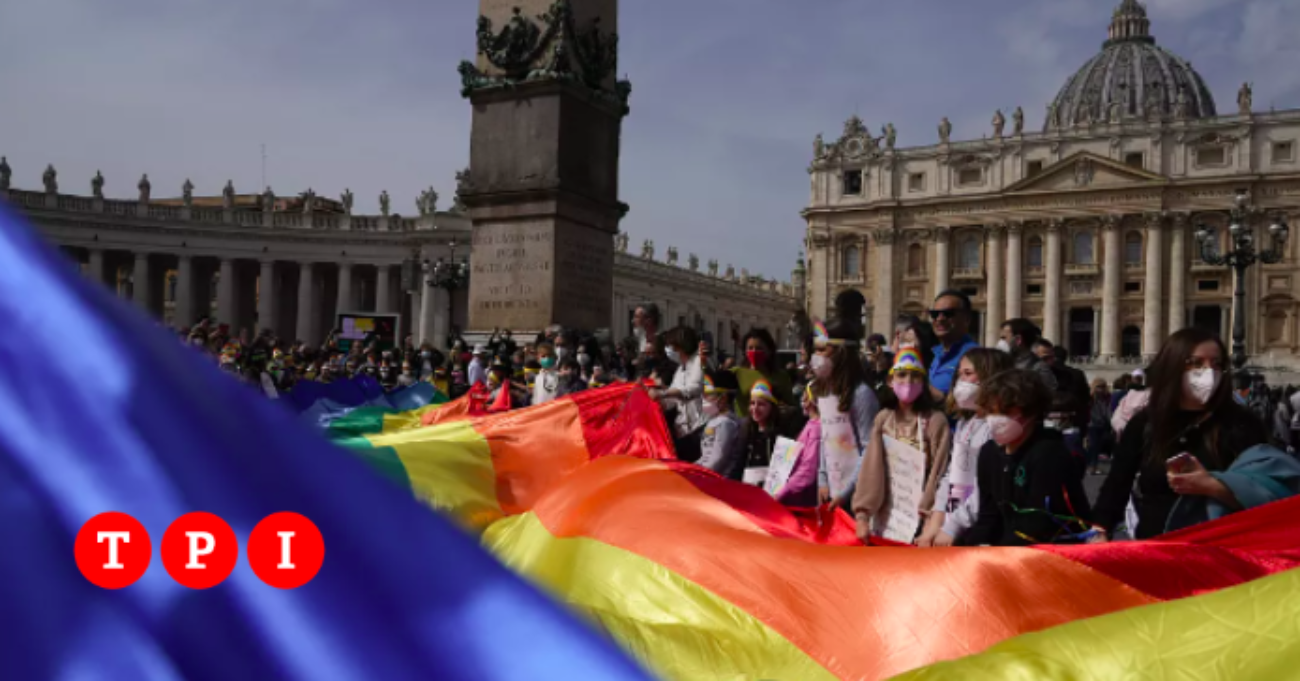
[539,357,556,370]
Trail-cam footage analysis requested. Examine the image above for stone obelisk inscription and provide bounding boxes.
[459,0,629,333]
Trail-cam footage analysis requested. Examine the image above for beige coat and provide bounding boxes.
[852,409,952,525]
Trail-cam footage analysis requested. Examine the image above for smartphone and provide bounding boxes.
[1166,452,1195,474]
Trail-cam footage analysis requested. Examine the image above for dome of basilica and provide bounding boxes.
[1045,0,1217,131]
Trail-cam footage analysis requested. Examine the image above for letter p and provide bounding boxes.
[186,531,215,569]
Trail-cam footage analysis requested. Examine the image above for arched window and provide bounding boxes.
[1125,231,1143,265]
[841,245,861,278]
[907,243,925,276]
[1073,232,1095,265]
[958,237,980,269]
[1266,310,1288,345]
[1027,236,1044,268]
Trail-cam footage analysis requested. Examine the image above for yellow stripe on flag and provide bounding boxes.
[365,420,503,532]
[485,511,838,681]
[889,566,1300,680]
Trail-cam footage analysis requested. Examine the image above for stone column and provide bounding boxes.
[1100,216,1122,361]
[376,264,394,313]
[296,263,316,344]
[174,255,195,328]
[933,226,951,293]
[132,252,151,312]
[409,286,423,344]
[257,259,276,335]
[86,248,106,287]
[216,258,236,324]
[1168,213,1189,334]
[1005,222,1023,321]
[336,262,353,314]
[870,228,897,334]
[418,267,439,346]
[1142,214,1164,359]
[984,224,1006,346]
[1044,220,1064,345]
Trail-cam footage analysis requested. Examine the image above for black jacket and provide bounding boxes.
[957,427,1092,547]
[1093,404,1265,539]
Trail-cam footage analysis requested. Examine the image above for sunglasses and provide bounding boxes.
[928,309,961,321]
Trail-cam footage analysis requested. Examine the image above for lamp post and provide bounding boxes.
[424,237,470,344]
[1194,192,1289,373]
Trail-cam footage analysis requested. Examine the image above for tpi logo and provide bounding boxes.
[74,511,324,590]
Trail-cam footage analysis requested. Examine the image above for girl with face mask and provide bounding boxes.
[1092,328,1274,541]
[923,349,1014,547]
[956,368,1093,547]
[810,320,881,510]
[774,384,823,507]
[851,348,952,545]
[732,329,793,419]
[696,372,744,477]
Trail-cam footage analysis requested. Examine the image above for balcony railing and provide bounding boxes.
[952,267,983,281]
[1066,263,1100,276]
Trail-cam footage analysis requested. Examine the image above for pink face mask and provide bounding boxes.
[892,381,923,405]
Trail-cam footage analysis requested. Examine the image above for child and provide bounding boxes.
[532,342,560,405]
[853,348,951,545]
[925,348,1013,547]
[958,368,1093,546]
[739,379,803,486]
[812,319,880,509]
[776,383,823,507]
[697,371,745,478]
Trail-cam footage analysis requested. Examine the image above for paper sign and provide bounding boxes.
[945,427,978,512]
[763,437,804,497]
[872,434,927,544]
[818,395,858,499]
[743,467,770,486]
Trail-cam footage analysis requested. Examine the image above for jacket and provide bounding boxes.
[851,408,952,529]
[957,427,1092,546]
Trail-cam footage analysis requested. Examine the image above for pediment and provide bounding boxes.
[1005,152,1167,194]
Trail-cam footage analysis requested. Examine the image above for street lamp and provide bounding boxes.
[1195,191,1289,372]
[424,237,470,342]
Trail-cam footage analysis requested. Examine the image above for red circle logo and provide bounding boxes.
[160,512,239,589]
[74,512,152,589]
[247,512,324,589]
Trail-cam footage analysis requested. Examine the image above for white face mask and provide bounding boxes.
[953,380,980,410]
[986,414,1026,446]
[1184,368,1221,406]
[995,339,1012,353]
[577,353,591,367]
[665,347,680,364]
[702,400,721,418]
[810,354,832,379]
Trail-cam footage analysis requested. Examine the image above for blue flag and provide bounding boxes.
[0,205,651,681]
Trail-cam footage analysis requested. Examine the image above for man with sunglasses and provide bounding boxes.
[927,290,979,401]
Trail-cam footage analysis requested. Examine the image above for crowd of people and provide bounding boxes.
[181,289,1300,547]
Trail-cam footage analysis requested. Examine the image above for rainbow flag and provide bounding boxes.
[338,391,1300,680]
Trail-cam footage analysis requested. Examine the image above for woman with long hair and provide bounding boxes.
[1092,328,1267,540]
[926,348,1014,547]
[732,328,793,418]
[739,379,804,485]
[656,326,706,462]
[811,318,881,509]
[852,348,952,545]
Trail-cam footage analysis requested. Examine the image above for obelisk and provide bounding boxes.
[458,0,630,334]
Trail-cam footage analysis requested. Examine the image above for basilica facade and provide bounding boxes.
[803,0,1300,367]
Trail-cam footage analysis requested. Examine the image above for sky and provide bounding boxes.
[2,0,1298,281]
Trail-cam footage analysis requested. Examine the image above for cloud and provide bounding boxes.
[1,0,1295,282]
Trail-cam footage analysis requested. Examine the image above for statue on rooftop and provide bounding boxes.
[379,190,391,217]
[91,171,104,199]
[138,174,152,203]
[222,180,235,209]
[883,123,897,149]
[992,110,1006,138]
[43,164,58,194]
[938,117,952,143]
[1238,82,1253,115]
[1013,106,1024,135]
[641,239,654,260]
[262,186,276,212]
[666,246,678,266]
[707,259,718,277]
[813,133,824,159]
[341,188,354,214]
[302,188,316,214]
[688,253,699,272]
[182,179,194,207]
[0,157,10,191]
[614,231,629,253]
